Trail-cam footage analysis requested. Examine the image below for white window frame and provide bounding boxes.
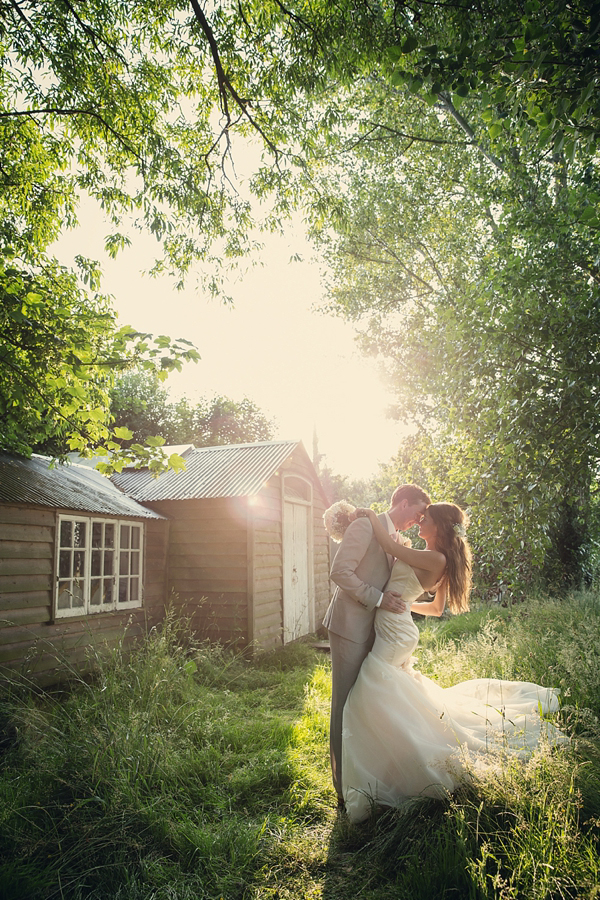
[55,515,144,618]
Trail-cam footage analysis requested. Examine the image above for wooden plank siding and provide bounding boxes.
[148,497,250,645]
[251,481,283,649]
[0,504,169,684]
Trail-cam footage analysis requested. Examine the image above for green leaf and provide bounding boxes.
[391,69,407,87]
[114,426,134,440]
[168,453,187,473]
[386,46,404,62]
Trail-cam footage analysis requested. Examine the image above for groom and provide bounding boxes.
[323,483,431,806]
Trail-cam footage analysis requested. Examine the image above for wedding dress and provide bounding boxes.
[342,560,567,824]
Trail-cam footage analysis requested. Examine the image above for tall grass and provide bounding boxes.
[0,615,331,899]
[1,594,600,899]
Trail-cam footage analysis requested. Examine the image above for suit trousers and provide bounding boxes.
[328,627,375,799]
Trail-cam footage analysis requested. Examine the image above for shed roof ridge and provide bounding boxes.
[187,439,299,452]
[109,439,312,502]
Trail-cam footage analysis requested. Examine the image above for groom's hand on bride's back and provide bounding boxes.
[380,591,406,614]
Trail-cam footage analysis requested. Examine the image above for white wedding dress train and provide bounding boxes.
[342,561,567,824]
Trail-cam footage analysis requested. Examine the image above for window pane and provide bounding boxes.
[60,520,72,547]
[57,583,71,609]
[104,550,113,575]
[92,523,103,548]
[91,550,101,577]
[130,552,139,576]
[131,527,140,550]
[119,578,128,603]
[120,525,130,549]
[105,524,115,548]
[130,579,139,603]
[73,522,86,548]
[120,552,129,575]
[90,579,101,606]
[73,550,85,577]
[72,580,85,607]
[59,550,71,579]
[104,581,113,605]
[284,477,310,501]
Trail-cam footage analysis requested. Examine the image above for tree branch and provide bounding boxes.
[363,120,468,148]
[189,0,279,159]
[60,0,129,67]
[0,107,141,161]
[7,0,52,56]
[437,92,506,173]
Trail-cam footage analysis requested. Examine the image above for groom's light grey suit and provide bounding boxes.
[323,512,396,799]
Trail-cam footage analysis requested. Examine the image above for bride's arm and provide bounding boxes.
[412,582,447,617]
[356,508,445,574]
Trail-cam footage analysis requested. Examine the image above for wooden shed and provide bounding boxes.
[0,453,169,684]
[112,440,330,650]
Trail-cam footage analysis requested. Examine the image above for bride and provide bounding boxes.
[342,503,567,823]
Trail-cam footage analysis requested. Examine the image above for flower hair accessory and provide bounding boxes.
[323,500,357,542]
[453,522,467,538]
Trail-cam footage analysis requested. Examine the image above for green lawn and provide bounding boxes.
[1,596,599,899]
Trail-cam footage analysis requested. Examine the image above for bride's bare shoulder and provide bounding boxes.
[425,548,446,570]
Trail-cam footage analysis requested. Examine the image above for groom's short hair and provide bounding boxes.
[391,483,431,507]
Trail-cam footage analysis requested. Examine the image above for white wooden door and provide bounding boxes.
[283,500,310,642]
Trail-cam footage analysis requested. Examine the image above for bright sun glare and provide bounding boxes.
[52,198,407,480]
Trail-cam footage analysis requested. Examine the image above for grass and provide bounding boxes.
[0,595,599,899]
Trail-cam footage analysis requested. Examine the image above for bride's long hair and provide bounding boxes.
[428,503,472,613]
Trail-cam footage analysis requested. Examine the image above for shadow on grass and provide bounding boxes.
[321,794,483,900]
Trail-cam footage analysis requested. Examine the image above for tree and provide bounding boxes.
[317,462,378,508]
[386,0,600,169]
[0,253,199,467]
[108,371,180,449]
[175,395,274,447]
[304,64,600,592]
[0,0,223,466]
[1,0,324,466]
[109,370,274,447]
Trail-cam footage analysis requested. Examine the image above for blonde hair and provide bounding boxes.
[428,502,472,613]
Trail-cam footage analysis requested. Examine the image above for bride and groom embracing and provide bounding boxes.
[323,484,567,824]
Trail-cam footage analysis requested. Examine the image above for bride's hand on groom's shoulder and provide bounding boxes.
[355,507,374,520]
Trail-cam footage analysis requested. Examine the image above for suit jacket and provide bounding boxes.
[323,513,394,644]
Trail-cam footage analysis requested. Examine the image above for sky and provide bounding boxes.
[53,199,408,480]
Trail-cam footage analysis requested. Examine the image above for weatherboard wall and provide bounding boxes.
[249,479,284,649]
[147,496,250,644]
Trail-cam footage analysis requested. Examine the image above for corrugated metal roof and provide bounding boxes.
[111,440,302,501]
[0,454,164,519]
